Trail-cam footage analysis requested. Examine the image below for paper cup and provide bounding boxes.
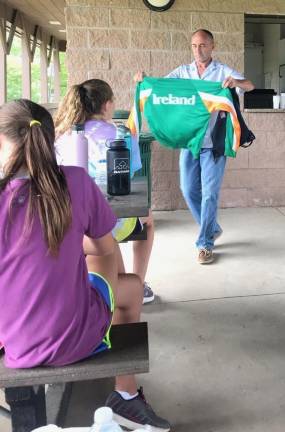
[280,94,285,109]
[273,95,280,109]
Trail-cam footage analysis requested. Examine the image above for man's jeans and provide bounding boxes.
[179,148,226,250]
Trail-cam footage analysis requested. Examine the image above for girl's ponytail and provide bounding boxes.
[0,99,72,255]
[54,84,86,138]
[54,79,114,138]
[26,120,71,254]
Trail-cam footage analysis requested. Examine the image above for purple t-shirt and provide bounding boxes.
[0,166,117,368]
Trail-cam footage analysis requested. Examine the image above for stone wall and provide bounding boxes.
[221,111,285,208]
[65,0,285,209]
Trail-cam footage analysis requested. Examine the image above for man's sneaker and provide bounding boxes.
[198,248,214,264]
[213,229,223,242]
[105,387,171,432]
[143,282,155,304]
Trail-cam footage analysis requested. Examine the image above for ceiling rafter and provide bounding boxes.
[1,0,66,41]
[0,1,66,55]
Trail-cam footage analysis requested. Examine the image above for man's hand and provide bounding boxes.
[133,71,146,82]
[222,76,237,89]
[222,76,255,92]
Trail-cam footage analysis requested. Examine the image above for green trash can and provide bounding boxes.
[113,110,130,121]
[112,110,154,207]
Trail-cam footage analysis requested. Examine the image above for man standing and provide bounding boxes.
[135,28,254,264]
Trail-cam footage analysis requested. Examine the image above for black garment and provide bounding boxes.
[211,88,255,159]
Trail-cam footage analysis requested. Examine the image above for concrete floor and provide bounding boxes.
[2,207,285,431]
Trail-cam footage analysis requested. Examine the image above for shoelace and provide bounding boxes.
[138,386,147,403]
[138,387,155,412]
[199,248,211,256]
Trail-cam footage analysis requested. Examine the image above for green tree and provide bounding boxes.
[7,35,67,102]
[59,52,67,98]
[7,36,22,101]
[31,47,41,102]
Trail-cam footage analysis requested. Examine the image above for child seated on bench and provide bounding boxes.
[54,79,155,305]
[0,100,170,432]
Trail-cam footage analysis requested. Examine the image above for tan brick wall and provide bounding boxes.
[65,0,285,209]
[220,111,285,208]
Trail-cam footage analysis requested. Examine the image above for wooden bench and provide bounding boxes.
[0,322,149,432]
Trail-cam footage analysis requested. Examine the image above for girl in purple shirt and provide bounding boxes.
[0,99,170,432]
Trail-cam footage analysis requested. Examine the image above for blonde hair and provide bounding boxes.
[54,79,114,138]
[0,99,72,255]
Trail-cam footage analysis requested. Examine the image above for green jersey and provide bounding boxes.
[128,77,241,158]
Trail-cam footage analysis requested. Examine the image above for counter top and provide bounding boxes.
[244,109,285,113]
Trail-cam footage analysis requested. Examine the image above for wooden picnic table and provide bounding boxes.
[100,176,149,218]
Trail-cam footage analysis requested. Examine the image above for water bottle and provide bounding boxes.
[115,124,127,140]
[70,124,88,172]
[115,125,132,174]
[96,158,107,186]
[89,407,123,432]
[107,139,130,196]
[88,139,107,186]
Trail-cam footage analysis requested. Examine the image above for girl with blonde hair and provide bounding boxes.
[54,79,155,304]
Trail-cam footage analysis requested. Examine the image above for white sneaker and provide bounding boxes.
[198,248,214,264]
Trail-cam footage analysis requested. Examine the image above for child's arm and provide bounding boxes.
[83,232,115,256]
[84,232,118,293]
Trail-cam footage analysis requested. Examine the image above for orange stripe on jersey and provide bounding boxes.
[201,99,241,151]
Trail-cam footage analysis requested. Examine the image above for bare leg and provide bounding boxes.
[132,210,154,282]
[86,242,143,394]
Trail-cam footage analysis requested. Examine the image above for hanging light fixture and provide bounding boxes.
[142,0,176,12]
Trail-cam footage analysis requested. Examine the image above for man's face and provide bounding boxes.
[191,32,214,64]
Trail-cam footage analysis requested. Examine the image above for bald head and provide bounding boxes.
[192,29,214,42]
[191,29,214,65]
